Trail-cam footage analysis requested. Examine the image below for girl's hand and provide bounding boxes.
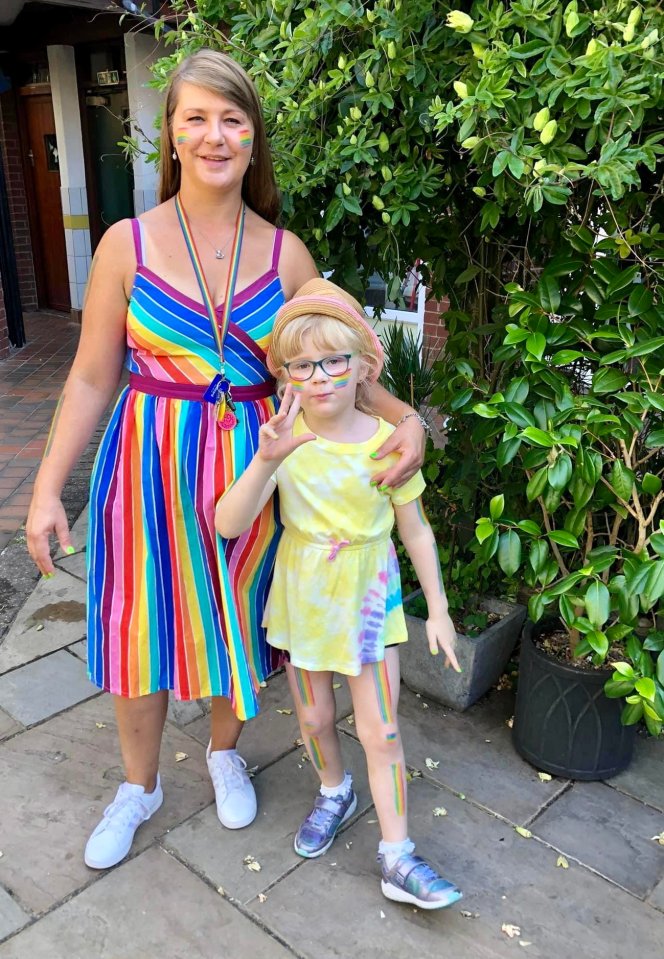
[426,612,462,673]
[257,384,316,462]
[26,494,72,577]
[370,415,426,488]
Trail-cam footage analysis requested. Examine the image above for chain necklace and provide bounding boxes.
[192,222,235,260]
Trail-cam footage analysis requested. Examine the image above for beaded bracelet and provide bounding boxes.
[396,411,432,433]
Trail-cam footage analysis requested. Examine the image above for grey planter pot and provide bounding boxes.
[400,594,526,711]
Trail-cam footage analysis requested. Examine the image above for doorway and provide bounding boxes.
[19,85,69,312]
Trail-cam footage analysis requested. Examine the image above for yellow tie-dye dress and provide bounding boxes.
[263,414,425,674]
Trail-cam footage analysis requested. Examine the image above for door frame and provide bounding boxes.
[16,81,52,309]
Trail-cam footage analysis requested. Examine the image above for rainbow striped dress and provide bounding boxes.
[86,219,285,720]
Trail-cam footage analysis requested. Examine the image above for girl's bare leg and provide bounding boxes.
[114,690,169,793]
[348,648,407,842]
[286,664,344,787]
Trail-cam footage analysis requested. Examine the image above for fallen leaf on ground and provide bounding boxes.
[406,769,422,782]
[346,714,355,726]
[537,771,552,782]
[422,702,429,709]
[243,855,261,872]
[345,841,353,849]
[259,681,267,688]
[515,826,532,839]
[293,737,304,747]
[175,751,188,762]
[425,757,440,769]
[651,832,664,845]
[258,893,267,903]
[502,923,521,939]
[276,708,292,715]
[217,886,225,896]
[95,722,106,729]
[380,910,386,919]
[333,682,341,689]
[36,624,44,631]
[458,793,466,800]
[556,855,569,869]
[366,819,378,824]
[519,942,533,948]
[301,753,310,762]
[433,807,447,817]
[460,910,480,919]
[506,716,514,729]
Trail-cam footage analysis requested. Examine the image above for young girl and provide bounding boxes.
[216,278,463,910]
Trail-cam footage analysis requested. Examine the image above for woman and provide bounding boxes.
[26,49,427,870]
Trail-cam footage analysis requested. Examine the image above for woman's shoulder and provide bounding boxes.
[277,230,319,300]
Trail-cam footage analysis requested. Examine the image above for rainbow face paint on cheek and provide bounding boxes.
[289,379,305,392]
[175,129,190,144]
[331,372,351,389]
[391,762,406,817]
[372,660,393,725]
[239,127,253,149]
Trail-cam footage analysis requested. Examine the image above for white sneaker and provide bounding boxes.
[84,776,164,869]
[206,744,257,829]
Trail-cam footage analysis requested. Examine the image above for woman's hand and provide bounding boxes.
[370,415,426,488]
[26,493,72,577]
[426,612,462,673]
[257,384,316,462]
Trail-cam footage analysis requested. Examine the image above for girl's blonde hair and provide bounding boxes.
[158,49,280,223]
[270,313,381,413]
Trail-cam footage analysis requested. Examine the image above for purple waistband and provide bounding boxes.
[129,372,276,402]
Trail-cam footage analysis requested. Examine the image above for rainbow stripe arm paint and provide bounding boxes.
[294,668,315,707]
[372,660,394,725]
[391,762,406,817]
[239,128,253,149]
[415,497,430,527]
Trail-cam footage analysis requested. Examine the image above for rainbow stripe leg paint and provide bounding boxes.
[391,762,406,817]
[308,735,326,770]
[294,668,315,707]
[372,660,394,726]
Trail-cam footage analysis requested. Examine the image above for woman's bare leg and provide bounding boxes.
[113,690,168,793]
[210,696,244,751]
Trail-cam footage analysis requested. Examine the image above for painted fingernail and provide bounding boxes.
[431,648,439,656]
[369,452,378,459]
[65,546,76,555]
[379,485,389,492]
[370,480,379,487]
[456,666,464,673]
[44,573,54,579]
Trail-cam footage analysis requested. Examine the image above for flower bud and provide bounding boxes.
[539,119,558,145]
[381,211,391,224]
[372,195,385,211]
[471,43,486,59]
[623,23,635,42]
[533,159,548,176]
[350,106,361,120]
[453,80,469,99]
[446,11,475,33]
[378,132,390,153]
[641,29,658,49]
[338,54,347,70]
[350,134,357,145]
[387,41,397,60]
[381,165,393,181]
[365,71,375,88]
[472,186,486,197]
[627,6,642,27]
[533,107,550,131]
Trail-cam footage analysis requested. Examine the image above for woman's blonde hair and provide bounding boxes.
[158,49,280,223]
[270,314,380,413]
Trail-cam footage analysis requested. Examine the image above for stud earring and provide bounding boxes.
[250,154,255,166]
[172,150,177,160]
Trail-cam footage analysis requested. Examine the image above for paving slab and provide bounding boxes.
[0,571,86,674]
[251,776,664,959]
[0,696,212,914]
[164,731,369,905]
[0,651,98,725]
[532,781,664,899]
[167,694,205,727]
[0,888,29,943]
[184,669,353,770]
[66,640,86,662]
[610,734,664,813]
[346,685,568,825]
[0,708,22,741]
[649,876,664,912]
[0,846,292,958]
[53,549,86,582]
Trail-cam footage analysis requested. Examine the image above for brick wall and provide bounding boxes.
[0,269,10,360]
[0,91,38,311]
[423,294,449,356]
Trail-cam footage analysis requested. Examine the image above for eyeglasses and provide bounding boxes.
[284,353,355,382]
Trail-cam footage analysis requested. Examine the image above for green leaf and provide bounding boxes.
[498,530,522,577]
[645,430,664,449]
[627,285,653,317]
[529,540,549,574]
[526,333,546,361]
[526,466,548,501]
[549,530,579,548]
[548,454,573,491]
[472,403,501,419]
[502,403,536,428]
[585,581,610,630]
[538,276,560,313]
[528,593,545,623]
[622,701,644,725]
[517,520,541,537]
[642,562,664,611]
[476,519,496,544]
[610,461,635,501]
[559,593,575,626]
[613,662,636,679]
[604,679,636,698]
[592,368,629,395]
[521,427,555,448]
[635,677,656,702]
[587,630,609,658]
[497,438,522,468]
[550,350,584,366]
[509,39,551,58]
[450,388,474,411]
[658,650,664,687]
[641,472,662,496]
[490,494,505,521]
[505,377,530,404]
[645,391,664,414]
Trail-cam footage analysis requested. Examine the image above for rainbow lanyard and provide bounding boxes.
[175,194,245,421]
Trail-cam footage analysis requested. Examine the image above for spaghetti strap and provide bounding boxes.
[271,228,284,272]
[131,219,144,268]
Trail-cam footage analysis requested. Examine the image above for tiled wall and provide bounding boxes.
[0,91,38,311]
[133,188,158,215]
[61,186,92,311]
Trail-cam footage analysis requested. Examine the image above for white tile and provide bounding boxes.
[66,254,76,283]
[75,256,89,285]
[69,189,82,216]
[64,229,73,256]
[69,282,79,309]
[72,229,85,257]
[80,188,88,215]
[77,283,87,307]
[83,230,91,256]
[133,190,144,216]
[60,188,70,215]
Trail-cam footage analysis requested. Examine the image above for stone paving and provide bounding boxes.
[0,511,662,958]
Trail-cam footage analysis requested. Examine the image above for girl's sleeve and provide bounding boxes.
[390,470,425,506]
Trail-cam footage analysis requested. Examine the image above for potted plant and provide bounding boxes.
[472,247,664,779]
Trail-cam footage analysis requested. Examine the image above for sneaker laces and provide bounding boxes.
[100,784,152,834]
[209,753,250,799]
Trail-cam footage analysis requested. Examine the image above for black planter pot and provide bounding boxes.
[513,620,636,781]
